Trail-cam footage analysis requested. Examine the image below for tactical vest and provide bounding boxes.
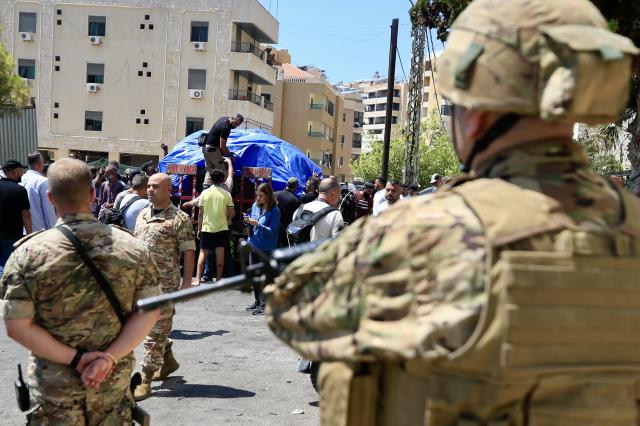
[319,178,640,426]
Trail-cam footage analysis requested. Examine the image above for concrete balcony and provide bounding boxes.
[230,47,277,86]
[232,0,278,43]
[228,90,273,128]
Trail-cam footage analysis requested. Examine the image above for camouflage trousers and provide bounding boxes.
[27,355,135,425]
[141,305,175,371]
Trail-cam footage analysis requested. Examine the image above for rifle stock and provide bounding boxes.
[136,240,324,312]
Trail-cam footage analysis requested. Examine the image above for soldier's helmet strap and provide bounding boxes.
[463,113,520,173]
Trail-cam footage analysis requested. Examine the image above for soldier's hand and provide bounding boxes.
[81,356,115,389]
[75,351,105,375]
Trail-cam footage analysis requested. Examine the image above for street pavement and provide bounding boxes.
[0,289,320,425]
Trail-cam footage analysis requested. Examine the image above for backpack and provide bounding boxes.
[287,206,337,245]
[339,192,356,224]
[98,195,141,226]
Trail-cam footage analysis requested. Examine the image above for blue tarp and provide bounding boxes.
[158,129,322,195]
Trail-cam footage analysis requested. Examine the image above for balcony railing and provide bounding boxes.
[231,42,264,60]
[309,103,324,110]
[308,131,325,137]
[228,89,262,106]
[352,140,362,149]
[264,99,273,111]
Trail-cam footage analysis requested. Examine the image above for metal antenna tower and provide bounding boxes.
[402,18,425,185]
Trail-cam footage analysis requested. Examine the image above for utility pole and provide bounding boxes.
[403,23,425,185]
[381,18,399,181]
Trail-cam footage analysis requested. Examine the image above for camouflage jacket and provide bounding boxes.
[0,213,161,373]
[266,140,624,362]
[134,204,195,292]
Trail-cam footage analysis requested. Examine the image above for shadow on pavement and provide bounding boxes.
[169,329,230,340]
[153,376,256,399]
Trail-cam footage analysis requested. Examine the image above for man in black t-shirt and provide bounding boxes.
[300,175,320,204]
[202,114,244,188]
[0,160,32,277]
[274,177,301,247]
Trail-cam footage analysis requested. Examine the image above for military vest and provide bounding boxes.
[319,178,640,426]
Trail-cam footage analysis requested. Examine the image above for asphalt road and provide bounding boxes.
[0,289,319,425]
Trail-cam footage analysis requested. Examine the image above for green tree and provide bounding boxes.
[351,112,459,186]
[576,126,625,175]
[0,32,30,115]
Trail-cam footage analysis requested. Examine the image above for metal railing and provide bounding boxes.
[308,131,324,137]
[309,103,324,110]
[264,99,274,111]
[231,42,264,60]
[228,89,262,106]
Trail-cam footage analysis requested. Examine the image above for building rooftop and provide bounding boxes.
[281,63,315,80]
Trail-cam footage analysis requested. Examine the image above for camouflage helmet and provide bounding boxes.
[437,0,639,124]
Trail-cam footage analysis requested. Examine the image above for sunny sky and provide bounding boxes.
[257,0,444,84]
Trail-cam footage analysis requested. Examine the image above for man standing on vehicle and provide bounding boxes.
[202,114,244,188]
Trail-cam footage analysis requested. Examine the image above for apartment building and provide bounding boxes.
[1,0,278,165]
[340,73,406,153]
[268,52,363,182]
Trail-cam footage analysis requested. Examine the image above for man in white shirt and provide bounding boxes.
[121,174,150,231]
[20,152,57,231]
[371,176,388,216]
[292,178,344,241]
[375,179,403,216]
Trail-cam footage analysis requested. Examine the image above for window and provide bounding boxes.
[144,14,150,20]
[188,69,207,90]
[340,135,345,147]
[326,100,335,116]
[19,12,37,33]
[393,89,400,97]
[342,112,346,122]
[18,59,35,79]
[185,117,204,136]
[86,63,104,84]
[340,174,346,182]
[190,21,209,42]
[88,16,106,36]
[85,111,103,131]
[392,102,400,111]
[140,109,146,115]
[339,156,344,167]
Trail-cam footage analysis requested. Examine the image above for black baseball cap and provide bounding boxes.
[2,159,27,171]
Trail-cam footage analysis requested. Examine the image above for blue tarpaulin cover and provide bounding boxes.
[158,129,322,195]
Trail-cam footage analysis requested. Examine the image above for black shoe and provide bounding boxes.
[246,300,260,311]
[252,304,265,315]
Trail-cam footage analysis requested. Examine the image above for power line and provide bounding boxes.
[425,28,444,127]
[396,47,408,81]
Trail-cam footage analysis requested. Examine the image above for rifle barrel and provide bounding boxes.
[137,270,256,311]
[136,240,325,312]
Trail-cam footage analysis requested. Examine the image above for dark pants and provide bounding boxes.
[250,251,271,304]
[0,238,17,277]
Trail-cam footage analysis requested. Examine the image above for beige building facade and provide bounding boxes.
[268,55,362,182]
[1,0,278,165]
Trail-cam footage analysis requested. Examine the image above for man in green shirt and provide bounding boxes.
[195,169,235,283]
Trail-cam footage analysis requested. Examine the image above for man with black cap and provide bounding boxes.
[0,160,31,276]
[201,114,244,189]
[274,177,301,247]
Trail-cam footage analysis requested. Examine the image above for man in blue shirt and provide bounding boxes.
[20,152,57,231]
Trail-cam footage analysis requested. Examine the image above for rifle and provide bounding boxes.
[136,240,323,312]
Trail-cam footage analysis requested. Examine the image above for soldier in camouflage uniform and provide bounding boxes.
[133,173,196,400]
[267,1,640,425]
[1,158,161,425]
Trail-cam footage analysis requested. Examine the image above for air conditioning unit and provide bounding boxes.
[89,36,102,45]
[19,32,33,42]
[189,89,204,99]
[86,83,99,93]
[193,42,207,51]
